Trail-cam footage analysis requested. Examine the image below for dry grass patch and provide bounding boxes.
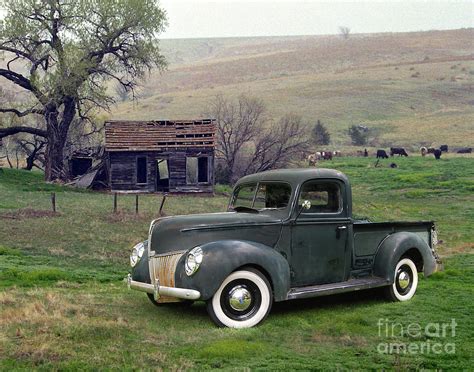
[0,208,60,220]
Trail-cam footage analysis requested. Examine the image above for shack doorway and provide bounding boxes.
[156,158,169,192]
[71,157,92,177]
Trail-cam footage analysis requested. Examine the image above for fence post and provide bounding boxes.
[51,192,56,213]
[159,193,167,216]
[113,193,117,213]
[135,194,139,214]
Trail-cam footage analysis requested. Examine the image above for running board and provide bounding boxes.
[287,277,390,300]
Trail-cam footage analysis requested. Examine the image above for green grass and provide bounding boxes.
[0,157,473,370]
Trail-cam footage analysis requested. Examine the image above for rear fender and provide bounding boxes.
[175,240,291,301]
[373,232,437,282]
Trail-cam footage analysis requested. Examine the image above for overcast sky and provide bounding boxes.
[160,0,474,39]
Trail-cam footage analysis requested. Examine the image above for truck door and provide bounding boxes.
[290,179,351,286]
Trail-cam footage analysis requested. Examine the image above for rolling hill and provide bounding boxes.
[112,28,474,149]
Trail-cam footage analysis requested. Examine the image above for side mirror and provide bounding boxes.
[295,200,311,223]
[301,200,312,210]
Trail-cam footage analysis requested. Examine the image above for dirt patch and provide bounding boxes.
[442,243,474,256]
[311,333,368,347]
[0,208,60,219]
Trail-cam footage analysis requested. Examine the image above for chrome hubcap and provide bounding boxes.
[398,271,410,289]
[228,286,252,311]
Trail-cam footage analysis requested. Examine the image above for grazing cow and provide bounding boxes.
[434,149,442,160]
[356,150,364,157]
[427,147,436,154]
[420,147,427,157]
[390,147,408,157]
[376,149,389,159]
[322,151,333,160]
[457,148,472,154]
[333,150,342,157]
[440,145,448,152]
[307,154,317,166]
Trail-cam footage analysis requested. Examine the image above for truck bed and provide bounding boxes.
[352,220,435,259]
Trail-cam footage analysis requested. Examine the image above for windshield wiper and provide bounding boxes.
[232,206,259,214]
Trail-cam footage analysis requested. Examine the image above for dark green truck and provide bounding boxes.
[127,168,442,328]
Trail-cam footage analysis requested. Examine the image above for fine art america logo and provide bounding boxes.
[377,318,457,355]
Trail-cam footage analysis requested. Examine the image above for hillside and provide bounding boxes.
[113,29,474,148]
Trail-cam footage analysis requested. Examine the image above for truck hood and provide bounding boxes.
[149,212,283,255]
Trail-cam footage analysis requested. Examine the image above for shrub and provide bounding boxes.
[312,120,331,145]
[348,125,369,145]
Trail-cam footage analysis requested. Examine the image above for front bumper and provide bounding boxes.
[127,274,201,300]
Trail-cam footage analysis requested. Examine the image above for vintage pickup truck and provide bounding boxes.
[127,168,442,328]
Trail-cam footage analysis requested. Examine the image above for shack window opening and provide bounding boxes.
[186,157,198,184]
[198,157,209,183]
[157,159,169,180]
[136,157,147,184]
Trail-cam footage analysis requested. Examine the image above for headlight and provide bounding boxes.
[130,242,145,267]
[185,247,203,276]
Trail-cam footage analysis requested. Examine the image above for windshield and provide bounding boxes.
[230,182,292,211]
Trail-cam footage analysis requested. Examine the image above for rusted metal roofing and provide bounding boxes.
[104,119,216,151]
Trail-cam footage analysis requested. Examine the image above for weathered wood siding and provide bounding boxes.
[109,148,214,193]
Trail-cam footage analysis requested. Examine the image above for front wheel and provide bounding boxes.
[385,257,419,301]
[207,268,272,328]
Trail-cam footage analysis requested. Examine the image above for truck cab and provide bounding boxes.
[128,168,442,328]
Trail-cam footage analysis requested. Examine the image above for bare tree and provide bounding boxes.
[243,114,309,175]
[209,95,310,183]
[339,26,351,40]
[210,95,265,182]
[16,136,47,170]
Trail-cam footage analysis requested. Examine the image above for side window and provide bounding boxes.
[232,184,257,208]
[299,181,341,213]
[254,183,292,209]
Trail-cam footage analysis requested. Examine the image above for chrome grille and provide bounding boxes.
[152,251,185,287]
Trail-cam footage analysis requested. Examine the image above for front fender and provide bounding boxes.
[175,240,291,301]
[373,232,437,282]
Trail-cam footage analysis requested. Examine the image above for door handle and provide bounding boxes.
[336,225,347,239]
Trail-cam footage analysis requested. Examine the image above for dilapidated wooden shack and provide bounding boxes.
[104,119,216,193]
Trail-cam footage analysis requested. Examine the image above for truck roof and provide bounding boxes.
[235,168,350,188]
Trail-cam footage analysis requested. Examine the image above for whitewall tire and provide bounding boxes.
[206,268,272,328]
[385,257,419,301]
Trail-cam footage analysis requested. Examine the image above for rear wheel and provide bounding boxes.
[207,268,272,328]
[385,257,418,301]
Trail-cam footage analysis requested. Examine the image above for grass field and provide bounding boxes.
[0,155,473,370]
[111,29,474,148]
